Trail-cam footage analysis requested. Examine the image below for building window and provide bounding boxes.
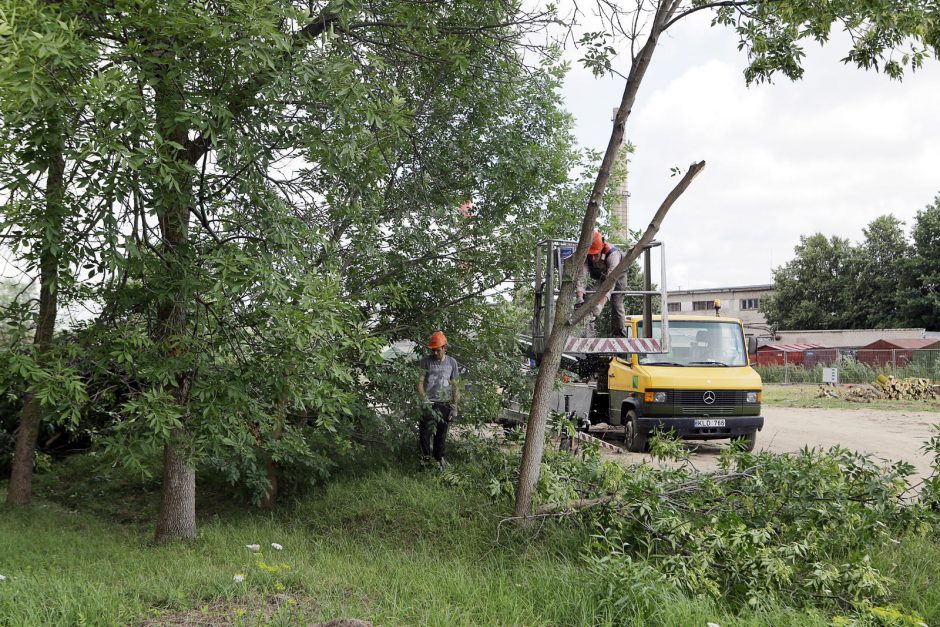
[667,302,681,313]
[692,300,712,311]
[740,298,760,310]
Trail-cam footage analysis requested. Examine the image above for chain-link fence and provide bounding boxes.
[752,349,940,384]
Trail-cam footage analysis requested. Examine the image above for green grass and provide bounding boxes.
[871,533,940,623]
[0,452,936,626]
[763,383,940,412]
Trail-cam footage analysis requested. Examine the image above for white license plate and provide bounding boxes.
[694,419,726,428]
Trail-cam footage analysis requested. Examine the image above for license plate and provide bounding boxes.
[694,419,726,428]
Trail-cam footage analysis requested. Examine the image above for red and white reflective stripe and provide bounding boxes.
[563,337,662,354]
[573,430,620,452]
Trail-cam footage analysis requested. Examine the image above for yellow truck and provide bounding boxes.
[589,314,763,452]
[530,239,763,452]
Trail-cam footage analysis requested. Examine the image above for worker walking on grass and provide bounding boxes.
[576,230,628,337]
[417,331,460,469]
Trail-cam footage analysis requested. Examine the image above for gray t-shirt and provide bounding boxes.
[420,355,460,403]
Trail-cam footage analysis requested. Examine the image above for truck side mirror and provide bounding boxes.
[747,337,758,355]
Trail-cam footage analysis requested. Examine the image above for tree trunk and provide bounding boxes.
[6,142,65,507]
[7,396,44,506]
[154,428,197,542]
[260,420,283,510]
[513,295,571,519]
[152,66,197,542]
[513,0,683,520]
[261,456,279,510]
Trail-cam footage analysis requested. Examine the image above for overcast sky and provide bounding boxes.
[561,11,940,291]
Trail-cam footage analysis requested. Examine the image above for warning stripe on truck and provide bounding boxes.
[573,429,621,452]
[563,337,661,354]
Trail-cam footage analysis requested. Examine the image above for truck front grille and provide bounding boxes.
[679,406,735,415]
[673,390,748,406]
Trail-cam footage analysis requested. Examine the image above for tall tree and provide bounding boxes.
[5,0,570,541]
[762,234,855,330]
[900,195,940,329]
[0,1,99,505]
[845,215,910,328]
[514,0,940,518]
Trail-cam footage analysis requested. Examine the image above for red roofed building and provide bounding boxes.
[856,338,940,368]
[753,343,833,367]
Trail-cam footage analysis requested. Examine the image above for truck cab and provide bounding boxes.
[528,238,763,453]
[601,315,763,452]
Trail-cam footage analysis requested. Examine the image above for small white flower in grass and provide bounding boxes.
[245,544,261,552]
[233,574,245,583]
[707,623,720,627]
[0,575,7,581]
[271,543,283,551]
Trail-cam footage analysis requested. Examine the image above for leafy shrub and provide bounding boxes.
[582,439,939,612]
[463,426,940,618]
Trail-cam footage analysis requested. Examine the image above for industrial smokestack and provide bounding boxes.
[609,107,630,242]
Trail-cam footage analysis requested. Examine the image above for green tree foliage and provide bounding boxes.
[900,195,940,328]
[758,234,853,328]
[846,215,911,328]
[1,0,579,539]
[0,0,105,504]
[763,205,940,331]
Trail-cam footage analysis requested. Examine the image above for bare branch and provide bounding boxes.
[570,160,706,327]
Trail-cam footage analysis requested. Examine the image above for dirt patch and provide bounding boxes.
[594,406,939,480]
[139,595,298,626]
[138,594,370,627]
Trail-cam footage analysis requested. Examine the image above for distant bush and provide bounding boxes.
[754,359,939,384]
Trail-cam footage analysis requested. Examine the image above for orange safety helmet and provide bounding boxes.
[588,230,605,255]
[428,331,447,349]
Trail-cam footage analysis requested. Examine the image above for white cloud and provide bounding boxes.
[563,14,940,289]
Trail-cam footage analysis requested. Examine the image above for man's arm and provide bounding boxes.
[607,249,624,274]
[576,261,590,301]
[417,369,427,401]
[450,360,460,409]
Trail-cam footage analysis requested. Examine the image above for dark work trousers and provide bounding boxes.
[419,402,452,462]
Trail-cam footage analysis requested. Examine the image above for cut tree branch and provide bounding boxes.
[569,160,706,328]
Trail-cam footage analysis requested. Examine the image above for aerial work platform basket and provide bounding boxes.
[530,238,670,359]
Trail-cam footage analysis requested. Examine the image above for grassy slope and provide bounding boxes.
[0,454,936,626]
[763,383,940,412]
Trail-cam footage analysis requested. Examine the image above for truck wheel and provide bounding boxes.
[731,431,757,452]
[624,410,647,453]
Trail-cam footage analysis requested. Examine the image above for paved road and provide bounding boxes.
[598,406,940,480]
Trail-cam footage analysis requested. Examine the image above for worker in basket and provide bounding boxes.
[575,230,628,338]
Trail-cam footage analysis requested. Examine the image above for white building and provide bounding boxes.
[666,284,932,346]
[667,284,775,340]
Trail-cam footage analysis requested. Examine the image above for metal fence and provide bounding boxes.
[752,349,940,384]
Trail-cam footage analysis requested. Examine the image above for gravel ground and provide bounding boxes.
[595,406,940,480]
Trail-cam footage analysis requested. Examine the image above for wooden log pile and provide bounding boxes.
[817,377,939,402]
[843,384,884,403]
[873,375,939,400]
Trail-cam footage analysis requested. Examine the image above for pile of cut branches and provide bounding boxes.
[521,430,940,614]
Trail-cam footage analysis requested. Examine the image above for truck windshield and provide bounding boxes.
[637,320,748,367]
